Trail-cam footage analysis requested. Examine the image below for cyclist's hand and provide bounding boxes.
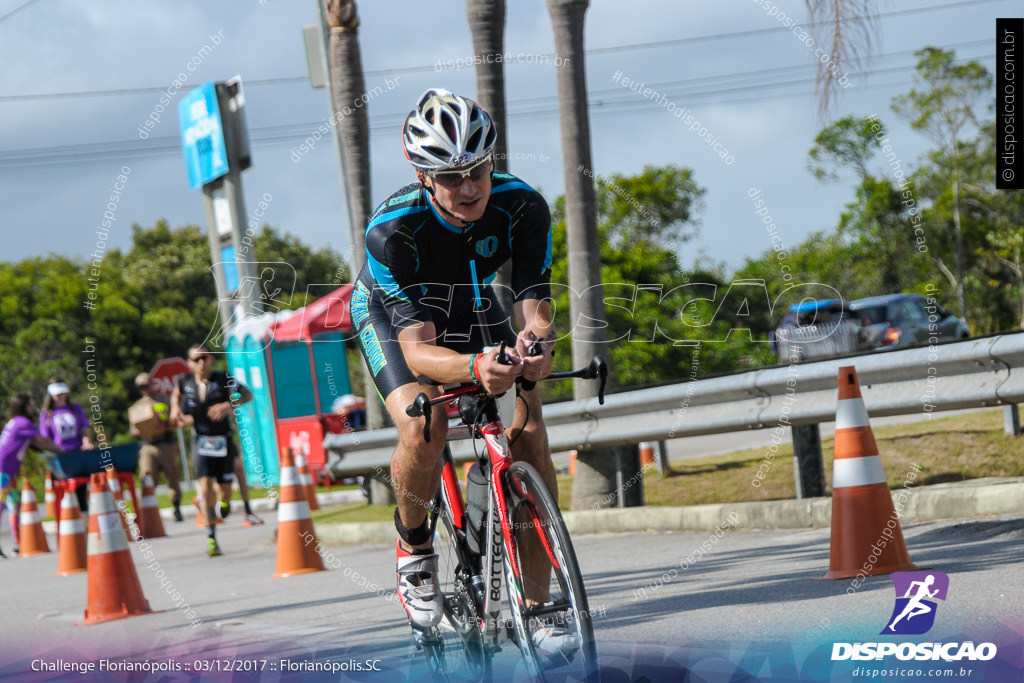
[478,348,522,395]
[516,330,553,383]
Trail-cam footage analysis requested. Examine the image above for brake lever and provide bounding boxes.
[406,393,433,443]
[592,356,608,405]
[520,340,544,392]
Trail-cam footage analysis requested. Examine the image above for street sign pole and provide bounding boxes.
[180,78,260,341]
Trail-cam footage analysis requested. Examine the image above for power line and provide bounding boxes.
[0,50,995,169]
[0,0,41,24]
[0,0,1003,103]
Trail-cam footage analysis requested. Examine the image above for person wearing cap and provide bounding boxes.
[40,376,94,510]
[0,393,62,556]
[130,372,183,522]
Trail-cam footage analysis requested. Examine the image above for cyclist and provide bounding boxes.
[350,88,572,658]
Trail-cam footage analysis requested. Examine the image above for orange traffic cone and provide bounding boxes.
[77,473,156,625]
[274,449,325,578]
[822,366,919,579]
[44,473,58,521]
[568,450,577,476]
[639,442,657,468]
[18,478,50,556]
[56,490,87,576]
[295,453,320,511]
[104,467,134,539]
[136,473,166,539]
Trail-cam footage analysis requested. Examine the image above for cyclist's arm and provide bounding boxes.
[398,323,521,394]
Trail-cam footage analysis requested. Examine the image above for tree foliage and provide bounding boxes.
[0,222,346,445]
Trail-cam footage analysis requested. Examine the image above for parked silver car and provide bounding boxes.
[849,293,970,351]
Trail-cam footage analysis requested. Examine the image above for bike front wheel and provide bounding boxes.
[503,461,599,681]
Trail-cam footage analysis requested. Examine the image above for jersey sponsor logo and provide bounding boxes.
[351,281,371,329]
[475,235,498,259]
[359,324,388,376]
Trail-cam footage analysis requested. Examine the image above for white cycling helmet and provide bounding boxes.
[403,88,497,171]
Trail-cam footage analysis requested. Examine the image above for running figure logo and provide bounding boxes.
[881,571,949,635]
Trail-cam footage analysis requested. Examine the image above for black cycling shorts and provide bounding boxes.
[192,436,238,484]
[354,294,517,402]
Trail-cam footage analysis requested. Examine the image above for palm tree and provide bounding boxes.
[323,0,372,270]
[466,0,509,172]
[321,0,387,441]
[805,0,878,115]
[545,0,621,510]
[466,0,515,314]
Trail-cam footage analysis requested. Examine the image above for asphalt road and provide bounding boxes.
[1,509,1021,682]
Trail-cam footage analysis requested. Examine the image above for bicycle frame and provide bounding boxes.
[432,385,521,651]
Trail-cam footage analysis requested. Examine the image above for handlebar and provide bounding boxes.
[405,354,609,443]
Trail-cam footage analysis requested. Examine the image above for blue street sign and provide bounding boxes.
[179,81,229,190]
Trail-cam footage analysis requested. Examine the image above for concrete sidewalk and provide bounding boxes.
[311,476,1024,545]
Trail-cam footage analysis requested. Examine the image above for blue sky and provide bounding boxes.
[0,0,1010,276]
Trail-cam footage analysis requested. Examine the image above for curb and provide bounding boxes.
[307,477,1024,545]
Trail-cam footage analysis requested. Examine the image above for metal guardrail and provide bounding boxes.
[323,332,1024,477]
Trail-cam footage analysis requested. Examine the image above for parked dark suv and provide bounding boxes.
[849,293,969,351]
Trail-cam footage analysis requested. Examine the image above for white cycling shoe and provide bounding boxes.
[396,542,443,629]
[530,617,580,667]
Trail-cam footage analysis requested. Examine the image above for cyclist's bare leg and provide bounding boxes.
[507,387,554,605]
[386,382,448,552]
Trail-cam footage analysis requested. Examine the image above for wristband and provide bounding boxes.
[469,353,481,382]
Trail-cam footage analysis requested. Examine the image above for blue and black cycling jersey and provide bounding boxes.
[350,173,552,398]
[352,173,552,339]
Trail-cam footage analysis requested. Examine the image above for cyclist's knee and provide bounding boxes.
[396,414,446,459]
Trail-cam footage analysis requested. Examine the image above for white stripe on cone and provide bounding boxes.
[280,468,301,487]
[835,398,871,430]
[60,517,86,536]
[833,455,887,488]
[88,516,130,554]
[20,510,41,525]
[278,501,311,522]
[23,490,37,503]
[141,495,158,507]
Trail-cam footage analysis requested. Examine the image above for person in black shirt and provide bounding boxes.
[170,344,254,557]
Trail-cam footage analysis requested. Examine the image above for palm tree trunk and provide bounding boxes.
[546,0,622,510]
[324,0,372,271]
[466,0,514,313]
[322,0,384,435]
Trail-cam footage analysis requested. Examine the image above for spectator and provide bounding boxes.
[0,394,61,557]
[39,377,93,510]
[130,372,183,522]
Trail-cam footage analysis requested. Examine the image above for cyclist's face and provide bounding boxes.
[421,158,492,225]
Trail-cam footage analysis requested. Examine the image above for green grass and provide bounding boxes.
[303,408,1022,524]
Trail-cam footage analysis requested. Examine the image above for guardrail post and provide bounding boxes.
[616,444,644,508]
[791,424,826,498]
[1004,405,1021,436]
[365,471,397,506]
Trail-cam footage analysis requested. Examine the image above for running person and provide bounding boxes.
[350,88,572,658]
[170,344,257,557]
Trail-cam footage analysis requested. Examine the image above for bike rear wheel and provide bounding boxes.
[428,495,492,681]
[503,461,599,681]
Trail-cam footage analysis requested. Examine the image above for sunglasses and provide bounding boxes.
[188,355,209,363]
[429,156,492,188]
